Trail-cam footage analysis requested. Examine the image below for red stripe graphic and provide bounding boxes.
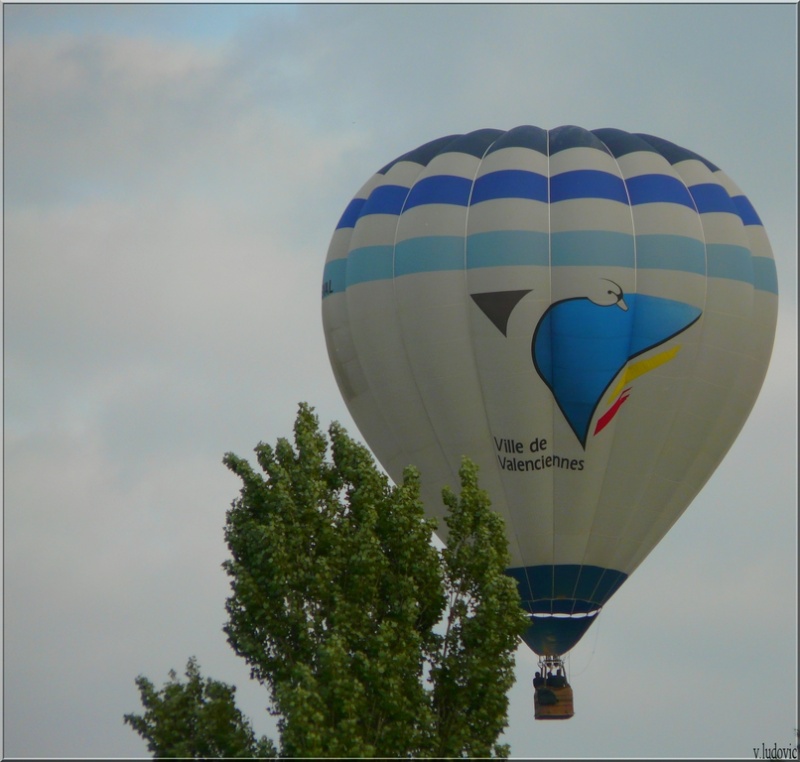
[594,388,632,436]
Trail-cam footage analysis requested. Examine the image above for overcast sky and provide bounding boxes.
[3,2,797,759]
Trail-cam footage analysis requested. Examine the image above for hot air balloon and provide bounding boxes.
[321,125,778,719]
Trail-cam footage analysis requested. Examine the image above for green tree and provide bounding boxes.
[123,656,275,758]
[126,403,528,757]
[429,461,527,757]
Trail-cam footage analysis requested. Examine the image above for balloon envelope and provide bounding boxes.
[322,126,778,656]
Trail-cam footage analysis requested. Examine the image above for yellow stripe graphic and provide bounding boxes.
[607,345,681,403]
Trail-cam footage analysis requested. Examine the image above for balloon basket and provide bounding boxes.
[533,655,574,720]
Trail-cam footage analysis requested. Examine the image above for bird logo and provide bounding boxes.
[471,280,702,449]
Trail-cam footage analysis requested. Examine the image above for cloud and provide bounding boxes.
[4,26,366,212]
[4,20,368,462]
[5,33,218,204]
[3,422,250,756]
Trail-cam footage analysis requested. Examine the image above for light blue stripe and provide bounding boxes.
[394,236,464,276]
[636,235,706,275]
[324,233,776,295]
[321,258,348,298]
[345,245,394,287]
[551,230,635,268]
[467,230,549,268]
[706,243,753,285]
[752,257,779,294]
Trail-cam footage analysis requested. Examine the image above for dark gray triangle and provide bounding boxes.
[470,290,532,336]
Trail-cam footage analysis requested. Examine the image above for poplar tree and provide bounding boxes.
[124,658,276,758]
[125,403,527,758]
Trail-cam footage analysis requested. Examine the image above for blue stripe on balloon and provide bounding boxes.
[689,183,736,214]
[592,127,661,159]
[394,236,464,276]
[345,246,394,287]
[636,235,706,275]
[706,243,753,284]
[435,128,505,159]
[732,194,762,226]
[506,564,628,609]
[326,233,776,294]
[379,134,461,173]
[471,169,548,205]
[485,124,548,155]
[403,175,473,210]
[467,230,550,268]
[521,614,599,655]
[336,197,367,229]
[321,258,348,298]
[362,184,409,217]
[752,257,779,294]
[551,230,635,268]
[625,174,695,208]
[634,133,719,171]
[549,125,611,155]
[338,171,747,227]
[550,170,629,204]
[470,171,705,209]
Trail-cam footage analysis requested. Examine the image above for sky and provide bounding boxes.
[3,2,797,759]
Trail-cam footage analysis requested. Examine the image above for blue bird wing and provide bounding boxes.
[533,295,701,447]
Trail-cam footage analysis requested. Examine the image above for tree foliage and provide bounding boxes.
[126,403,528,758]
[429,463,528,757]
[123,657,275,758]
